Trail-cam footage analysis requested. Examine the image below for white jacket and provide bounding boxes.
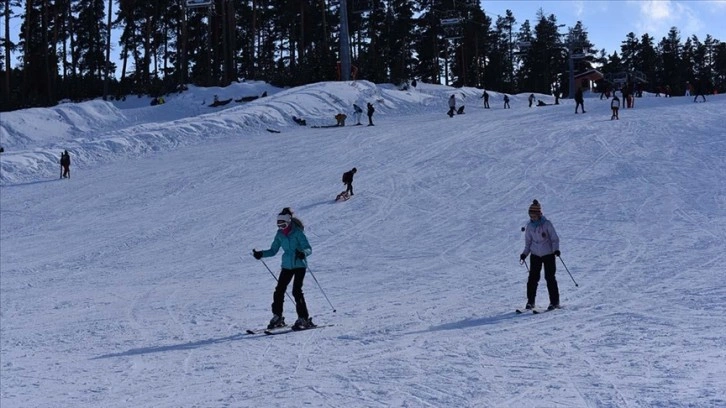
[523,217,560,257]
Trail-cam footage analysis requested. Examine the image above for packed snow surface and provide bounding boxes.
[1,80,725,407]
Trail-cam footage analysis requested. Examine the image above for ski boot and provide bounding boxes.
[267,315,285,330]
[291,317,315,331]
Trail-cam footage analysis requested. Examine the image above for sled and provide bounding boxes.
[335,191,351,202]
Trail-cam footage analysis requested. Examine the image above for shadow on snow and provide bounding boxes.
[91,332,254,360]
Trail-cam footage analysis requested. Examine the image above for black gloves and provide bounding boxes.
[554,250,561,257]
[296,250,306,260]
[520,253,527,261]
[253,249,262,260]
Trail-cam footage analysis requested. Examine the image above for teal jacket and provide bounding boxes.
[260,224,312,269]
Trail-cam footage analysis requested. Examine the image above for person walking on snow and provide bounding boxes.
[60,150,71,178]
[353,103,363,125]
[342,167,357,196]
[447,95,456,117]
[528,93,535,107]
[481,90,490,109]
[367,102,375,126]
[253,208,314,330]
[610,95,620,120]
[503,94,510,109]
[520,200,561,311]
[693,79,707,102]
[575,87,585,113]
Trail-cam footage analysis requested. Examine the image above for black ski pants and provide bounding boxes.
[345,181,354,195]
[575,101,585,113]
[527,253,559,306]
[272,267,309,319]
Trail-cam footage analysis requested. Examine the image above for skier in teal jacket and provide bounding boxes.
[253,208,314,330]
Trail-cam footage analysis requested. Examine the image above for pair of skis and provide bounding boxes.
[515,306,561,315]
[245,324,330,336]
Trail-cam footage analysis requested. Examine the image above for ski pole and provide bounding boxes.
[243,254,295,305]
[520,258,530,273]
[304,262,336,313]
[557,256,579,287]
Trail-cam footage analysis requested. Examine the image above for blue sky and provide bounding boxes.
[482,0,726,55]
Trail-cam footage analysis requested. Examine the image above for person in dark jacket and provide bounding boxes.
[693,79,707,102]
[574,87,585,113]
[60,150,71,178]
[342,167,357,196]
[520,200,561,311]
[503,94,510,109]
[253,208,314,331]
[481,90,490,109]
[366,102,375,126]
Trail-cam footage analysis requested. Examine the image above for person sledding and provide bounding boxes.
[336,167,357,201]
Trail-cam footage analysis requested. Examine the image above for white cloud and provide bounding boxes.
[636,0,675,35]
[573,1,586,18]
[632,0,713,41]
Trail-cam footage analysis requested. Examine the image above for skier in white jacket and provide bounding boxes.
[520,200,561,311]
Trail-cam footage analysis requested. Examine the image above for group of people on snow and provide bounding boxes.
[252,175,563,328]
[252,167,359,330]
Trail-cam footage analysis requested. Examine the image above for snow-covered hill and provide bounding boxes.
[1,81,725,407]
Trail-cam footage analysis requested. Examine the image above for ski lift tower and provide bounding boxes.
[183,0,214,85]
[339,0,352,81]
[441,16,463,86]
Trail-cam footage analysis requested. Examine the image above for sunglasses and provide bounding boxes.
[277,221,289,229]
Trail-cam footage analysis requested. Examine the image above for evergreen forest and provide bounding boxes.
[1,0,724,111]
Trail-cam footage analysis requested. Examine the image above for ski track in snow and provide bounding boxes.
[2,81,726,407]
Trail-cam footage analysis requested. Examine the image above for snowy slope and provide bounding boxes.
[1,81,725,408]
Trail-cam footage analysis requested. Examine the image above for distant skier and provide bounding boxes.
[367,102,375,126]
[342,167,357,196]
[447,95,456,117]
[520,200,561,311]
[610,95,620,120]
[503,94,510,109]
[60,150,71,179]
[575,87,585,113]
[528,93,535,107]
[335,113,347,126]
[252,208,315,331]
[481,90,490,109]
[693,79,707,102]
[353,103,363,125]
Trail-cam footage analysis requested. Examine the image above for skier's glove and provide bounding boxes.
[520,253,527,261]
[554,250,561,257]
[253,250,263,260]
[296,250,306,260]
